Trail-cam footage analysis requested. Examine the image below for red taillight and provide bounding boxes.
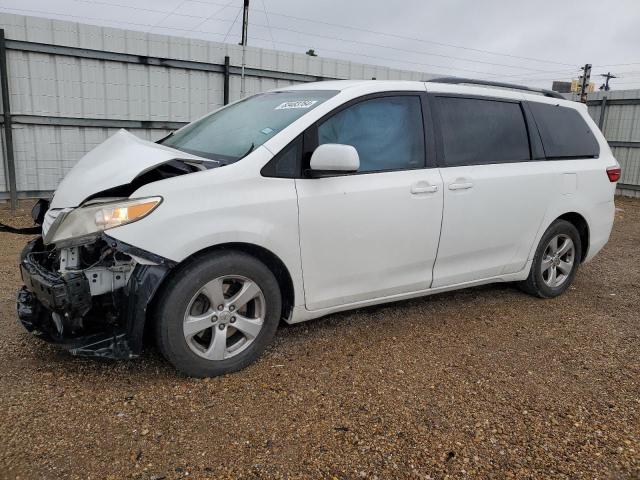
[606,166,621,182]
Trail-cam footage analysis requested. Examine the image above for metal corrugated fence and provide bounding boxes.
[586,90,640,197]
[0,12,435,207]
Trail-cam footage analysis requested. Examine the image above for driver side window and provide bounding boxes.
[317,95,426,173]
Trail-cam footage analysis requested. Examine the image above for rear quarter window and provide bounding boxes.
[528,102,600,159]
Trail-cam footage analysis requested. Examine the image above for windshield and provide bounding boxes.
[161,90,337,162]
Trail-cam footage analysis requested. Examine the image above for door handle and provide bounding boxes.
[448,182,474,191]
[411,183,438,194]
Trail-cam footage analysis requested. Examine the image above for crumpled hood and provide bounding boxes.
[50,129,213,208]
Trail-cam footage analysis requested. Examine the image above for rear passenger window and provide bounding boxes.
[528,102,600,159]
[435,97,531,167]
[317,96,426,172]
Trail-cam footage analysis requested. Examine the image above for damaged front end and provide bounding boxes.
[17,234,174,359]
[12,129,220,359]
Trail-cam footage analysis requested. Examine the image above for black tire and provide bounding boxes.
[154,250,281,377]
[519,219,582,298]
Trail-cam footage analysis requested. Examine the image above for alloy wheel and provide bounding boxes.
[183,275,266,360]
[541,234,575,288]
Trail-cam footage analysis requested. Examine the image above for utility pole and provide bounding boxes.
[599,72,617,91]
[579,63,592,103]
[240,0,249,98]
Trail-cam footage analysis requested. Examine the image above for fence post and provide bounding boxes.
[598,96,607,131]
[0,29,17,211]
[223,55,230,105]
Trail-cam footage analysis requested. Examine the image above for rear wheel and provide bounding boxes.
[155,251,281,377]
[520,219,582,298]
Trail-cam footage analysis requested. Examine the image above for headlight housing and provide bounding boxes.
[44,197,162,245]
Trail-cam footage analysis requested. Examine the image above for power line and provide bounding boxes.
[222,6,243,43]
[234,21,561,73]
[190,0,576,67]
[45,0,640,81]
[491,71,581,82]
[0,5,240,41]
[488,68,581,79]
[146,0,189,33]
[61,0,640,71]
[53,0,564,73]
[190,0,237,34]
[612,80,640,85]
[32,0,640,76]
[506,70,640,88]
[487,66,640,82]
[6,3,640,86]
[0,6,170,30]
[254,33,584,81]
[71,0,570,73]
[0,5,471,76]
[1,4,564,76]
[74,0,203,19]
[260,0,276,50]
[247,35,502,76]
[596,61,640,68]
[499,77,573,83]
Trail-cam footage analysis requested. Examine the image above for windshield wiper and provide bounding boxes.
[156,131,174,143]
[240,143,255,159]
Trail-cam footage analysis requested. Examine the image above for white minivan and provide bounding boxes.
[17,79,619,377]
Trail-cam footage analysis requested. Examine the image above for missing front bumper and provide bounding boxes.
[16,235,175,359]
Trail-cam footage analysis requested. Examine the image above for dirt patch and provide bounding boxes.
[1,198,639,479]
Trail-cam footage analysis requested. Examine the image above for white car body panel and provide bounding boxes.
[295,169,443,310]
[433,161,554,287]
[47,80,618,324]
[50,129,213,209]
[290,266,533,324]
[107,147,307,308]
[519,96,617,265]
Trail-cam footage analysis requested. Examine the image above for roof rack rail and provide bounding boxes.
[426,77,566,100]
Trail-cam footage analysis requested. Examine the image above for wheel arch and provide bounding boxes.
[143,242,296,344]
[556,212,590,262]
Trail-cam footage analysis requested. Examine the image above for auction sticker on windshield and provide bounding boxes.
[275,100,318,110]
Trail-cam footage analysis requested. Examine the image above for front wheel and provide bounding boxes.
[519,219,582,298]
[155,251,282,377]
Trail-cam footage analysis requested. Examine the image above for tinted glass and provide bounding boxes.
[528,102,600,159]
[436,97,531,166]
[317,96,425,172]
[262,137,300,178]
[162,90,337,163]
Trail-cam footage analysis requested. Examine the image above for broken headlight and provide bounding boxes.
[44,197,162,245]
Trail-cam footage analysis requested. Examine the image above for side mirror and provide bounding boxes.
[309,144,359,176]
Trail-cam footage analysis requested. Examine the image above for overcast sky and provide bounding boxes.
[2,0,640,90]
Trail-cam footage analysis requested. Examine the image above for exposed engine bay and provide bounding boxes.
[21,237,135,334]
[82,158,212,201]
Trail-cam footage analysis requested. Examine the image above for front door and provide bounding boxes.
[295,93,443,311]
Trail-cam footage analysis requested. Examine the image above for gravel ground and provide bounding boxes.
[1,198,639,480]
